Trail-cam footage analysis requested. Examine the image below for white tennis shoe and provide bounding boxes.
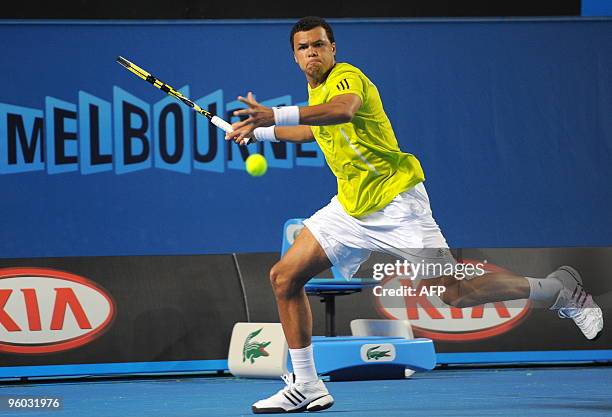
[549,266,603,340]
[252,373,334,414]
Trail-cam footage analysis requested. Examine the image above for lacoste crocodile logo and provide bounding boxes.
[242,328,271,364]
[366,345,391,360]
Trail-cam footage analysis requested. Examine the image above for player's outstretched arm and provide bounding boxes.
[274,126,316,143]
[298,94,361,126]
[225,125,314,145]
[226,91,361,144]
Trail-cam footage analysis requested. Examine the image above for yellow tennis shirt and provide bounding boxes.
[308,62,425,218]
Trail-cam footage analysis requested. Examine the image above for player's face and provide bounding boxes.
[293,27,336,82]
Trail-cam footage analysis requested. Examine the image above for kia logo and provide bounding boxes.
[375,261,531,341]
[0,268,115,354]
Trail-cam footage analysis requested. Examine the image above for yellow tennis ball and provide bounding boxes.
[245,153,268,177]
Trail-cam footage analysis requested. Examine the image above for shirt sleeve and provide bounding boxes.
[327,72,365,103]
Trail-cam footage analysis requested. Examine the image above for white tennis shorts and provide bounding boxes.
[303,183,456,280]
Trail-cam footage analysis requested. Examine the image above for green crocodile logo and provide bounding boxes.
[366,345,391,360]
[243,328,271,364]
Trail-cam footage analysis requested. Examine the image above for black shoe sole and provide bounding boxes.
[252,396,334,414]
[307,400,334,412]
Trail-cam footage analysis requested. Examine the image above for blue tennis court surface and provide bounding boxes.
[1,366,611,416]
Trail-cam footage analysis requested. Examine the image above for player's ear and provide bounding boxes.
[331,42,336,56]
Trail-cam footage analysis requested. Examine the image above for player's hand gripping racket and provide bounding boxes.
[116,56,252,145]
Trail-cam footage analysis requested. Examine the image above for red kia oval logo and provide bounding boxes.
[375,260,531,341]
[0,267,115,354]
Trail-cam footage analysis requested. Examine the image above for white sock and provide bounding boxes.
[526,277,563,304]
[289,345,318,383]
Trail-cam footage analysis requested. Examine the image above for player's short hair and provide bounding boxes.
[290,16,335,50]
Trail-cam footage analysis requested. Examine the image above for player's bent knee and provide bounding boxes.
[443,295,471,309]
[269,263,301,299]
[269,264,283,290]
[439,291,459,307]
[438,277,468,308]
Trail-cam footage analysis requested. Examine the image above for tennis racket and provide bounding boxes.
[116,56,252,145]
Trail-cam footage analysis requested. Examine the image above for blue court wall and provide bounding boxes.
[582,0,612,16]
[0,18,610,257]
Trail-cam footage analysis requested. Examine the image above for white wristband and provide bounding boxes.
[272,106,300,126]
[254,126,279,142]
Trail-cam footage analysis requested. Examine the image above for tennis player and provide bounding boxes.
[226,16,604,414]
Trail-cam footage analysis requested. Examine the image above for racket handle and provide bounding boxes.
[210,116,254,145]
[210,115,232,132]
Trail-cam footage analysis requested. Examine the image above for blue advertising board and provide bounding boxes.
[0,19,611,257]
